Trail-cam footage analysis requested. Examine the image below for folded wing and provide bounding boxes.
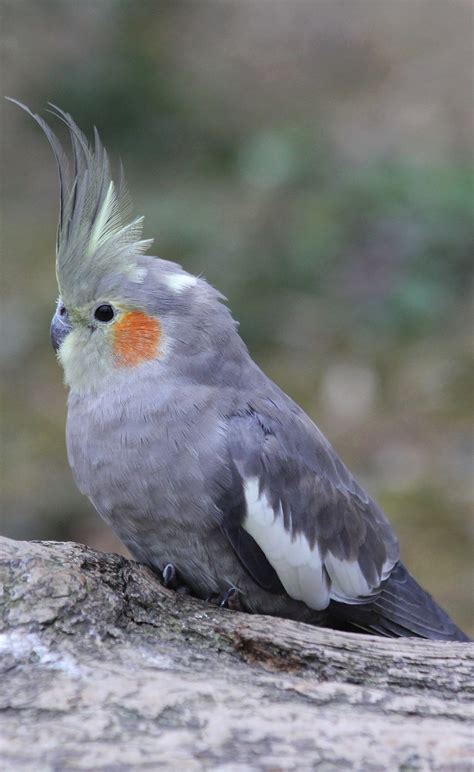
[223,400,399,610]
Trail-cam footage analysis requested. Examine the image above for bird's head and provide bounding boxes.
[14,102,243,394]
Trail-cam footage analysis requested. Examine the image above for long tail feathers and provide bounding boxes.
[329,562,470,642]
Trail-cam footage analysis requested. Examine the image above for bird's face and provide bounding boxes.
[51,294,162,393]
[50,259,239,395]
[13,102,241,394]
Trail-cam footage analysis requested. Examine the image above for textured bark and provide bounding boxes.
[0,536,472,771]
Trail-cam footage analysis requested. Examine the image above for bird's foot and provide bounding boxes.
[206,586,243,611]
[162,563,191,595]
[162,565,243,610]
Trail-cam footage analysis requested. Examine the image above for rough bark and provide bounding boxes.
[0,536,472,771]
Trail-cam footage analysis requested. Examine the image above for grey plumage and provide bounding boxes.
[65,256,467,640]
[14,102,470,643]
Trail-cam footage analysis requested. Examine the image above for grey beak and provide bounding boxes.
[51,309,72,352]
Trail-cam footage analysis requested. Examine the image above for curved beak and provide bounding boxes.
[50,309,72,352]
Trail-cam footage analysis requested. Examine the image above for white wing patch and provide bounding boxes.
[243,478,330,609]
[165,273,197,293]
[324,553,372,600]
[243,477,386,609]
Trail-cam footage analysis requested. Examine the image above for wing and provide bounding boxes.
[222,398,399,610]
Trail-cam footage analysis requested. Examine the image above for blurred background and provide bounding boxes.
[1,1,472,635]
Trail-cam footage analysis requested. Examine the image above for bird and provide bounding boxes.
[11,100,469,641]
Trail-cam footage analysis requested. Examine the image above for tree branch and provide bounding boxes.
[0,536,472,770]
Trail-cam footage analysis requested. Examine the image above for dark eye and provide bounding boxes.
[94,304,115,323]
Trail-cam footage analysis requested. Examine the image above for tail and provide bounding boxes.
[329,562,470,642]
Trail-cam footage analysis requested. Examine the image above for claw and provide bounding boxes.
[162,563,193,597]
[220,587,242,610]
[206,587,243,610]
[162,563,177,589]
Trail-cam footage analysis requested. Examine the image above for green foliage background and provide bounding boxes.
[1,1,473,634]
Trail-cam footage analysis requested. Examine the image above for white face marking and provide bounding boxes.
[129,266,148,284]
[58,328,116,394]
[243,477,388,609]
[164,273,197,293]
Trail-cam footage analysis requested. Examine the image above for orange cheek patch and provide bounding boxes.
[113,311,161,367]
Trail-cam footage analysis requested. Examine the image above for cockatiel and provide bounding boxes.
[14,101,469,641]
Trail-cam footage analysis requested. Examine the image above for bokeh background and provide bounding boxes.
[1,1,473,635]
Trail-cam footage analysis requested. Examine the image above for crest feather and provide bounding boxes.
[8,99,153,305]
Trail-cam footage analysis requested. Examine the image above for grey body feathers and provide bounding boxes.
[67,257,468,641]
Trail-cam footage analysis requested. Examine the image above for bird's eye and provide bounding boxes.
[94,304,115,323]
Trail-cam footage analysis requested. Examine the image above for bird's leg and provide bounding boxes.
[162,563,191,595]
